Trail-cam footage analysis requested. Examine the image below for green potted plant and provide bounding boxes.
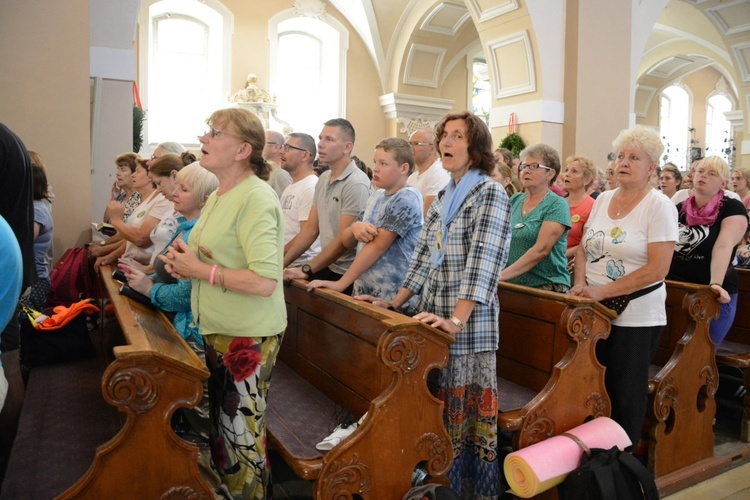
[133,105,146,153]
[499,132,525,157]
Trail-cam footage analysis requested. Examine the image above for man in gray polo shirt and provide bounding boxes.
[283,118,371,292]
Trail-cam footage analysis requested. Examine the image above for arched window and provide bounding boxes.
[471,55,490,126]
[140,0,232,148]
[705,94,732,164]
[659,85,690,169]
[270,14,348,137]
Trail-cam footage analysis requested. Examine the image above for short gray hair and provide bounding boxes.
[158,141,186,154]
[612,126,663,164]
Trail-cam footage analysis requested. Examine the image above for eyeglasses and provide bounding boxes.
[520,163,552,172]
[283,143,308,154]
[409,141,432,147]
[265,142,278,146]
[201,128,243,140]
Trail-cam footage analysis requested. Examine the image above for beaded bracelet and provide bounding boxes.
[209,264,218,286]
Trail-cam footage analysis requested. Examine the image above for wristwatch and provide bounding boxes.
[301,264,313,279]
[449,316,465,332]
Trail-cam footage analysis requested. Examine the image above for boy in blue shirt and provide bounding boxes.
[307,138,423,312]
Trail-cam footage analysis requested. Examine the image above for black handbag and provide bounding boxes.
[600,282,664,316]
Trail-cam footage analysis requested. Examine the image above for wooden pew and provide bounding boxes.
[495,282,615,449]
[267,279,454,499]
[1,266,212,499]
[715,267,750,442]
[648,281,719,480]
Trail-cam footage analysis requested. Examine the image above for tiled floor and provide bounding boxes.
[270,450,750,499]
[663,461,750,499]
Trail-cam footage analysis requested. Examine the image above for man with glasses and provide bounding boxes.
[264,130,293,198]
[280,133,321,267]
[407,128,450,215]
[283,118,371,291]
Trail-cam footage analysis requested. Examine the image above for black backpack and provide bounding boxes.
[558,446,659,500]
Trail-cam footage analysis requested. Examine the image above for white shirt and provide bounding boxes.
[407,158,450,200]
[124,190,173,255]
[280,174,321,267]
[583,189,678,327]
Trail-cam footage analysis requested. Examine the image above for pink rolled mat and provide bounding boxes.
[503,417,632,498]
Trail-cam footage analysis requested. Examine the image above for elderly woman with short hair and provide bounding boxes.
[500,143,571,292]
[570,125,678,448]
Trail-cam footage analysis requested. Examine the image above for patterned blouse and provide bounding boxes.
[402,174,511,355]
[122,191,142,221]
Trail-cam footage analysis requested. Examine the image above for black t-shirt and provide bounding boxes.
[0,123,34,289]
[667,196,748,294]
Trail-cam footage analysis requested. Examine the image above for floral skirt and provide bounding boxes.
[204,332,282,499]
[438,351,500,499]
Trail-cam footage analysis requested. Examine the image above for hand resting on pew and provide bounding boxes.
[355,293,469,336]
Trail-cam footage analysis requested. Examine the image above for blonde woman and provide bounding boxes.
[570,125,678,448]
[562,155,597,265]
[667,156,748,349]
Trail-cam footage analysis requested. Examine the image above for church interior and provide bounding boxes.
[1,0,750,498]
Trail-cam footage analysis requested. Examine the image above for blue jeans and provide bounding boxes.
[709,293,738,350]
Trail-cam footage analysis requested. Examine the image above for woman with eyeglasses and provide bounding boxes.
[500,144,571,292]
[161,107,285,498]
[358,112,511,497]
[570,125,678,450]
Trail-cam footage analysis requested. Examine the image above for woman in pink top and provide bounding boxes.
[562,155,596,268]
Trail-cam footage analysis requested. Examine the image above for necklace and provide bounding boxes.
[614,188,644,217]
[522,191,549,216]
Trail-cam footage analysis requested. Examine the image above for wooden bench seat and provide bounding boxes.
[268,280,453,498]
[647,281,719,479]
[495,282,615,449]
[715,267,750,442]
[1,265,212,499]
